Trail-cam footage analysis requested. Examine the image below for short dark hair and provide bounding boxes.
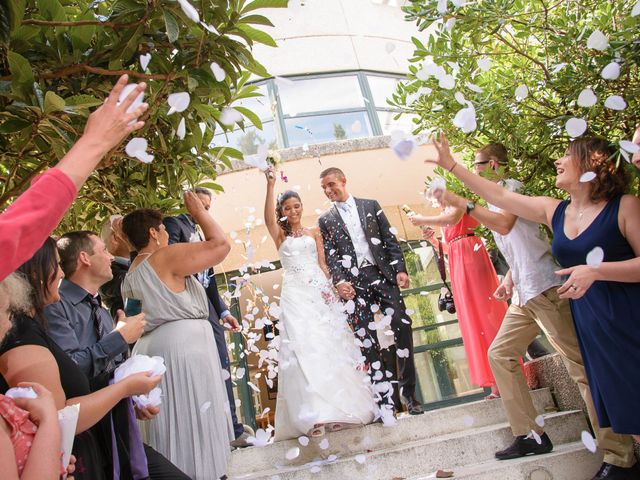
[122,209,164,251]
[568,137,629,203]
[57,231,97,278]
[476,143,508,165]
[319,167,346,180]
[194,187,212,198]
[17,237,59,322]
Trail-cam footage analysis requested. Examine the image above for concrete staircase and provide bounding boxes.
[228,388,603,480]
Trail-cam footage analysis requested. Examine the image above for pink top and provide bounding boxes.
[0,394,38,475]
[0,169,76,281]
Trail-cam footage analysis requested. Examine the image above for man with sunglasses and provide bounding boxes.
[433,143,636,480]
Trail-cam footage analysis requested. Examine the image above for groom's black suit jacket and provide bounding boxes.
[318,198,407,286]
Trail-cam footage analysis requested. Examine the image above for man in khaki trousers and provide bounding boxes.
[434,144,637,480]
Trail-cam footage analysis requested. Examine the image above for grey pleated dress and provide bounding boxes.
[122,256,233,480]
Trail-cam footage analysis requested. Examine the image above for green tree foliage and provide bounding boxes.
[394,0,639,202]
[0,0,288,231]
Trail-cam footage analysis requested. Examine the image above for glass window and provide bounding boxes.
[278,76,365,116]
[377,111,419,135]
[284,111,371,147]
[367,75,402,108]
[212,122,278,156]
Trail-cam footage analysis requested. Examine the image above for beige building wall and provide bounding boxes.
[212,141,445,274]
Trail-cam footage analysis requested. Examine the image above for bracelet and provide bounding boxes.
[448,162,458,173]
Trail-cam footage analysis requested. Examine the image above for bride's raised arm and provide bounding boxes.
[264,168,285,248]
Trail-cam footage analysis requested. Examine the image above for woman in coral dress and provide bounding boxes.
[410,207,507,396]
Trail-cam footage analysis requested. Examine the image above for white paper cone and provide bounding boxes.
[58,404,80,480]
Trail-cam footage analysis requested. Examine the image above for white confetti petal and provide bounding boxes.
[565,118,587,138]
[390,136,417,161]
[345,300,356,315]
[463,415,474,427]
[385,42,396,54]
[515,84,529,100]
[439,74,455,90]
[199,401,211,413]
[535,415,545,427]
[436,0,447,14]
[235,367,246,379]
[601,62,620,80]
[577,88,597,107]
[477,57,492,72]
[176,117,186,140]
[586,246,604,268]
[210,62,226,82]
[298,436,309,446]
[530,430,542,445]
[285,447,300,460]
[118,84,145,114]
[167,92,190,115]
[452,102,477,133]
[581,430,597,453]
[586,30,609,51]
[633,0,640,16]
[397,348,409,358]
[579,171,597,183]
[355,454,366,464]
[604,95,626,111]
[139,53,151,71]
[466,82,483,93]
[389,226,398,235]
[220,107,243,126]
[319,438,329,450]
[125,137,147,157]
[371,237,381,245]
[620,140,640,154]
[177,0,200,23]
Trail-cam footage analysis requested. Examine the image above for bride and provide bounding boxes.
[264,169,377,441]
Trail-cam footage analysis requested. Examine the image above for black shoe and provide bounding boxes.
[591,462,640,480]
[401,396,424,415]
[495,433,553,460]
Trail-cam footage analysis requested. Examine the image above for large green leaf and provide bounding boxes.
[236,24,277,47]
[164,10,179,43]
[0,117,31,134]
[7,51,34,99]
[241,0,289,14]
[8,0,26,33]
[44,91,66,113]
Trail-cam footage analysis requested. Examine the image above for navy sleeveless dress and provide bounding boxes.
[551,195,640,434]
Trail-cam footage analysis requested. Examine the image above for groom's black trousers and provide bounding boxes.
[350,265,417,401]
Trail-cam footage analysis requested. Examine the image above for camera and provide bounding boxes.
[438,288,456,314]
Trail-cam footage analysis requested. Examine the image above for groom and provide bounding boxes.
[318,167,423,415]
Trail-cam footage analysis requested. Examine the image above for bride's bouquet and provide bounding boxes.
[243,146,287,182]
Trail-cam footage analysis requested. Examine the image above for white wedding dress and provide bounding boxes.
[273,235,377,441]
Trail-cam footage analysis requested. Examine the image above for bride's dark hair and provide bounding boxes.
[276,190,302,236]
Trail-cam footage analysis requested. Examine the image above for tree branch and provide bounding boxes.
[494,32,551,82]
[0,64,176,81]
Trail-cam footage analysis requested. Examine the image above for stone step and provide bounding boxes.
[412,442,603,480]
[230,388,556,476]
[229,410,588,480]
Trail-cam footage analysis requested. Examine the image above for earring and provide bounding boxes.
[156,239,160,246]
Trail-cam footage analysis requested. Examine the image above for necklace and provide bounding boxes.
[290,227,305,237]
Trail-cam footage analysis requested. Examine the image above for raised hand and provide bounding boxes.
[83,75,148,154]
[184,190,207,220]
[265,166,276,186]
[425,132,457,171]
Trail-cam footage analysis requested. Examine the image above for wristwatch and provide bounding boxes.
[466,201,476,215]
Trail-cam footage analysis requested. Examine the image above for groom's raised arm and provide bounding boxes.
[373,200,407,274]
[318,217,347,286]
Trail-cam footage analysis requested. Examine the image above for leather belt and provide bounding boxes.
[449,233,475,244]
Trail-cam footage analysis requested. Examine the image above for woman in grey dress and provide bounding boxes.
[121,192,233,480]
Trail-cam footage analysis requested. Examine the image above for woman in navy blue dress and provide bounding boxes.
[423,134,640,465]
